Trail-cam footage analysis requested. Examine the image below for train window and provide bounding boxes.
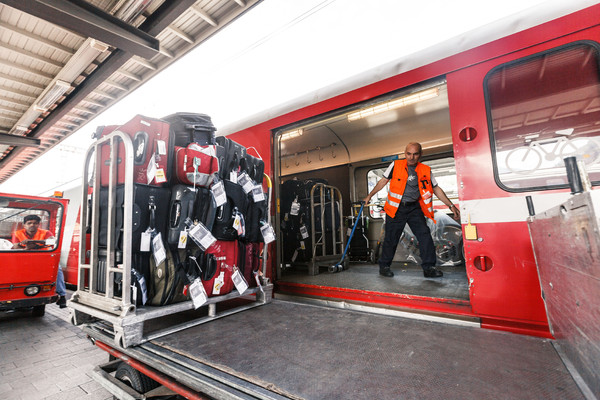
[0,197,62,251]
[486,43,600,190]
[366,157,458,218]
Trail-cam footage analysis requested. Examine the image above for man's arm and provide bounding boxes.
[432,185,460,219]
[364,177,390,204]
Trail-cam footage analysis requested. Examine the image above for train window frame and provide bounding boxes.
[485,41,600,192]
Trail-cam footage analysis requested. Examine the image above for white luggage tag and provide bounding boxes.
[155,168,167,183]
[233,211,245,237]
[152,233,167,266]
[229,170,238,183]
[300,224,309,239]
[252,184,265,203]
[300,240,305,250]
[231,266,248,295]
[189,278,208,309]
[212,180,227,207]
[238,171,254,194]
[157,140,167,155]
[260,223,275,244]
[186,218,216,251]
[146,154,157,184]
[213,271,225,295]
[192,157,201,190]
[140,228,152,252]
[290,196,300,216]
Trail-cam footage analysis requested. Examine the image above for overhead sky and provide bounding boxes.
[0,0,562,196]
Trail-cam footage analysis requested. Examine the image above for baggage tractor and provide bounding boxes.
[215,136,247,179]
[99,115,172,187]
[212,180,249,240]
[98,184,171,252]
[168,185,197,247]
[162,112,216,147]
[173,143,219,187]
[202,240,238,297]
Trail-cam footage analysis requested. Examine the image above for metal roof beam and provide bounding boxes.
[0,21,75,56]
[0,133,40,147]
[0,0,160,59]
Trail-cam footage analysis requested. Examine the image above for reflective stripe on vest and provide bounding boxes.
[383,159,435,222]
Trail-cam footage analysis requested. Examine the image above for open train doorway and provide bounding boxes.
[273,78,469,307]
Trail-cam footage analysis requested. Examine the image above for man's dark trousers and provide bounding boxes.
[379,202,436,271]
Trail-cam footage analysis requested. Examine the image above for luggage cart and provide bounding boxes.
[69,130,273,348]
[308,183,344,275]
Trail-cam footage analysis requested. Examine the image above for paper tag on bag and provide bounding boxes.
[146,155,157,184]
[260,223,275,244]
[232,267,248,295]
[155,168,167,183]
[188,222,216,251]
[300,225,309,239]
[189,278,208,309]
[229,170,238,183]
[238,172,254,193]
[213,271,225,295]
[178,230,188,249]
[157,140,166,155]
[152,234,166,266]
[252,185,265,203]
[290,199,300,216]
[212,181,227,207]
[140,229,152,252]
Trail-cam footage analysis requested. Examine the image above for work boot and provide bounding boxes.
[423,267,443,278]
[57,296,67,308]
[379,267,394,277]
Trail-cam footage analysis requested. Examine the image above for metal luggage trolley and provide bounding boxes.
[308,183,344,275]
[69,130,273,348]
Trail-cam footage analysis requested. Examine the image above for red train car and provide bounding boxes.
[217,1,600,338]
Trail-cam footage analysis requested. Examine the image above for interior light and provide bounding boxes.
[555,128,574,136]
[280,128,303,141]
[34,80,71,112]
[347,87,440,122]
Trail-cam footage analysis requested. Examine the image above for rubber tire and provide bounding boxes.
[31,305,45,317]
[114,363,159,394]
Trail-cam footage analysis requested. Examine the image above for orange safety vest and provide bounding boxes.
[383,159,435,221]
[13,228,51,243]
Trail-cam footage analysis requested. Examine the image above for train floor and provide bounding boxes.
[148,299,584,400]
[278,261,470,301]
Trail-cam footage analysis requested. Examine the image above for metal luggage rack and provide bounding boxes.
[69,130,273,348]
[308,183,344,275]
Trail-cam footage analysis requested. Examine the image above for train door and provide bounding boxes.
[274,80,470,310]
[449,40,600,334]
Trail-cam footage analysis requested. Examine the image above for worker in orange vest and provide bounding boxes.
[364,142,460,278]
[12,214,54,249]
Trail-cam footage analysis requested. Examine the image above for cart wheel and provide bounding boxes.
[115,363,159,395]
[31,305,45,317]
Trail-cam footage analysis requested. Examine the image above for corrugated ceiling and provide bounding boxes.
[0,0,261,184]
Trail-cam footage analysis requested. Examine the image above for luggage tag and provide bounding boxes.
[178,229,188,249]
[260,223,275,244]
[152,233,167,267]
[140,228,152,252]
[238,171,254,194]
[192,157,201,190]
[132,268,148,305]
[157,140,167,155]
[211,180,227,207]
[185,218,216,251]
[290,197,300,216]
[189,278,208,309]
[300,224,309,239]
[213,271,225,295]
[231,266,249,295]
[291,249,298,262]
[155,168,167,184]
[146,154,157,184]
[300,240,306,250]
[232,211,245,237]
[229,170,238,183]
[252,184,265,203]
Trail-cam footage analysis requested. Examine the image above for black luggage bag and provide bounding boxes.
[162,112,217,147]
[98,184,171,252]
[212,180,249,240]
[215,136,247,179]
